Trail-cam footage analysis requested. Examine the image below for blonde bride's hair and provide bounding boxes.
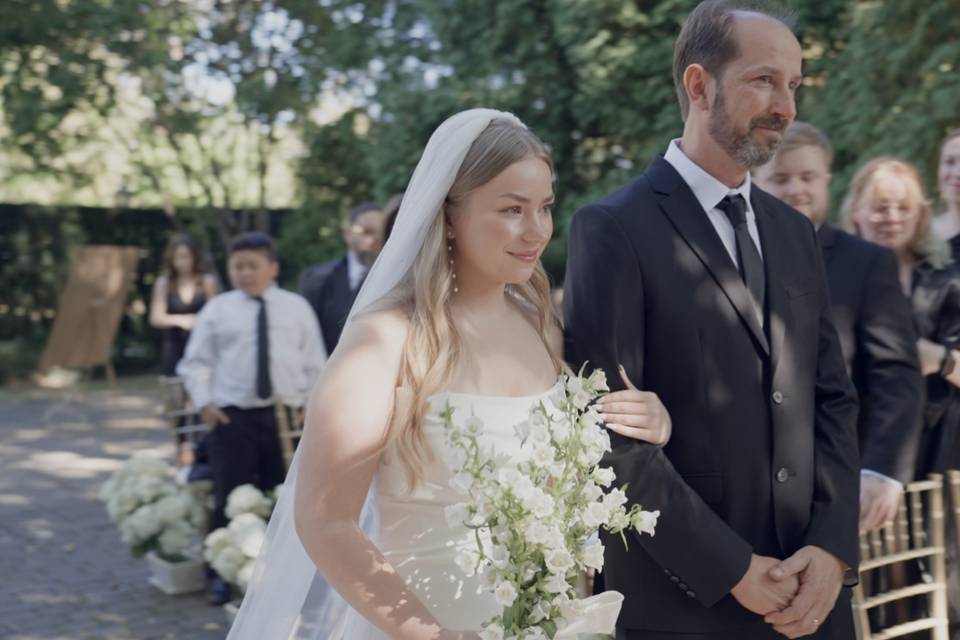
[388,118,563,488]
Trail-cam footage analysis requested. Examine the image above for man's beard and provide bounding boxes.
[708,86,789,169]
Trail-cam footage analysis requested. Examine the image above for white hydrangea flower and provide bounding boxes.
[211,545,244,584]
[587,368,609,393]
[126,504,163,540]
[158,520,193,557]
[236,521,267,558]
[236,560,255,592]
[494,580,518,606]
[225,484,273,519]
[204,527,232,561]
[154,493,191,524]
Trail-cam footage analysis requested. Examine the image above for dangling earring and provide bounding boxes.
[447,235,458,294]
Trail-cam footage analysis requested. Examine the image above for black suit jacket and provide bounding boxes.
[563,157,859,634]
[817,224,923,484]
[298,256,358,355]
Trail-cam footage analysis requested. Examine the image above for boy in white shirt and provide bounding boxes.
[178,232,325,601]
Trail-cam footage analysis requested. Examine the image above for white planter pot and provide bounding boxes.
[223,599,241,625]
[146,550,206,595]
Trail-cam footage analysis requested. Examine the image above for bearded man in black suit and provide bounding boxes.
[564,2,860,638]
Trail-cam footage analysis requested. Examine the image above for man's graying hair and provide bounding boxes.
[673,0,797,121]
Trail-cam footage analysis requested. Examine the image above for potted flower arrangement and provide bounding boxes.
[99,455,207,594]
[203,484,279,621]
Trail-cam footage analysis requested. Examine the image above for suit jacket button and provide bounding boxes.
[776,467,790,483]
[772,391,784,404]
[678,582,688,590]
[664,568,672,576]
[686,590,696,598]
[670,575,680,583]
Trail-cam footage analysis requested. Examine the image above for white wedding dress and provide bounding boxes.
[338,381,565,637]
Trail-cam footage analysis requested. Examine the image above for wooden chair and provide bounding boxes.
[852,473,950,640]
[949,470,960,551]
[274,403,305,470]
[158,376,208,465]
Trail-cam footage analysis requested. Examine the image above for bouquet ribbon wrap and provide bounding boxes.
[554,590,624,639]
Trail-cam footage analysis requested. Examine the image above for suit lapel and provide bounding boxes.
[752,194,786,372]
[649,158,770,356]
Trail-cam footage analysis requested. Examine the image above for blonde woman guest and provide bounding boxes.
[844,157,960,627]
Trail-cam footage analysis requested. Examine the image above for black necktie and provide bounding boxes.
[255,296,272,399]
[717,195,765,318]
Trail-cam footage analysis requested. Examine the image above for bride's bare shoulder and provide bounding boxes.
[337,307,410,358]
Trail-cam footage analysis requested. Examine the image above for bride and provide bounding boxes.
[228,109,672,639]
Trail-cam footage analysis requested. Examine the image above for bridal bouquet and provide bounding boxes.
[99,455,205,561]
[203,484,280,592]
[441,367,660,640]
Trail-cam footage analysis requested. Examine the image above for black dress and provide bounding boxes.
[160,282,207,376]
[910,257,960,626]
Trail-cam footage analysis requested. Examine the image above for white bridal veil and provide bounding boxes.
[226,108,525,640]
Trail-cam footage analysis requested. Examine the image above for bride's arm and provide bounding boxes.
[293,311,472,640]
[554,318,671,446]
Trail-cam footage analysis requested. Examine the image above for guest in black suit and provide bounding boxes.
[755,122,923,533]
[299,202,386,354]
[563,3,860,638]
[844,157,960,629]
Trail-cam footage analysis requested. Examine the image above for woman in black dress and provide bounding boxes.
[844,157,960,627]
[150,234,219,376]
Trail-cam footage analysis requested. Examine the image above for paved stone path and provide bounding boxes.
[0,378,228,640]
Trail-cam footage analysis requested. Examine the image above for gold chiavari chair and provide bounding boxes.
[852,474,950,640]
[158,375,209,465]
[948,470,960,550]
[274,402,305,470]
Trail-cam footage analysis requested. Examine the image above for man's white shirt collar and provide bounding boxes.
[664,139,753,213]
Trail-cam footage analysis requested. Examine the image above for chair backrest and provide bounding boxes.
[949,470,960,552]
[852,473,950,640]
[273,403,304,470]
[158,376,207,453]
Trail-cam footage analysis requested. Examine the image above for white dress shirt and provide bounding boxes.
[346,251,368,292]
[664,139,763,266]
[177,285,326,410]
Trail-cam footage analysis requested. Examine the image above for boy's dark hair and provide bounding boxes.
[229,232,276,261]
[673,0,796,121]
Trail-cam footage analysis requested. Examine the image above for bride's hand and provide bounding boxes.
[594,365,672,447]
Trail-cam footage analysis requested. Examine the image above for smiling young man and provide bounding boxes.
[755,122,923,538]
[564,2,860,638]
